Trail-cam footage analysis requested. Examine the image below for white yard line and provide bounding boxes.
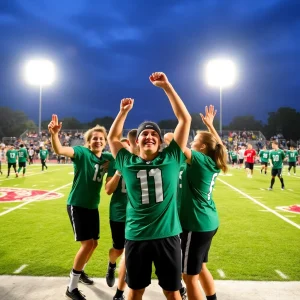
[218,178,300,230]
[217,269,226,278]
[13,264,28,274]
[275,270,288,279]
[0,182,72,217]
[0,169,61,182]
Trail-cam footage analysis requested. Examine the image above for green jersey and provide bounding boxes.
[18,148,28,163]
[6,149,18,163]
[39,149,48,160]
[115,140,186,241]
[286,150,298,163]
[230,151,238,160]
[107,159,127,222]
[269,149,285,169]
[180,151,220,232]
[67,146,113,209]
[259,150,269,163]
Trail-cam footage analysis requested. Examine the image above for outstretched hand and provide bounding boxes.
[48,114,62,135]
[149,72,170,89]
[120,98,134,113]
[200,105,217,127]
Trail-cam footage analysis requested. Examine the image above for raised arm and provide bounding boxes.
[149,72,191,151]
[105,171,122,195]
[48,114,74,158]
[107,98,134,158]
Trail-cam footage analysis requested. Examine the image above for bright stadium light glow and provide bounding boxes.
[206,59,236,87]
[24,59,56,136]
[25,59,55,85]
[205,58,237,134]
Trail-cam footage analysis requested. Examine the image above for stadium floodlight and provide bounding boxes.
[24,59,55,136]
[205,59,237,134]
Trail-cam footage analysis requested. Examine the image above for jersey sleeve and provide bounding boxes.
[281,150,286,160]
[115,147,132,173]
[72,146,85,162]
[164,139,186,164]
[107,159,116,177]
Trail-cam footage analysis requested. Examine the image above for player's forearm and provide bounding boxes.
[105,174,121,195]
[51,134,64,155]
[108,111,128,142]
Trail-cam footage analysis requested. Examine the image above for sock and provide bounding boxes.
[293,167,296,174]
[18,167,21,173]
[270,178,275,188]
[265,171,267,174]
[68,269,81,292]
[115,288,124,298]
[280,177,284,187]
[23,168,26,175]
[109,262,116,269]
[288,167,291,172]
[207,294,217,300]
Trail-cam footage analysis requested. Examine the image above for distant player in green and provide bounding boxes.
[17,144,28,177]
[108,72,191,300]
[259,145,269,175]
[105,137,133,300]
[179,105,228,300]
[48,114,112,300]
[229,148,238,168]
[6,145,18,178]
[39,146,49,171]
[286,146,298,175]
[268,141,285,191]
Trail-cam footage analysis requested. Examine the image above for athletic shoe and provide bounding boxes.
[180,287,187,300]
[106,263,116,287]
[268,188,273,191]
[65,287,86,300]
[113,295,125,300]
[288,172,290,176]
[294,173,296,176]
[281,186,285,190]
[79,271,94,285]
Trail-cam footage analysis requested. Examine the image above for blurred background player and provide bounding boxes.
[6,145,18,178]
[268,141,285,191]
[259,145,269,175]
[229,148,238,168]
[237,146,245,169]
[244,143,256,178]
[17,144,28,177]
[39,146,49,171]
[286,145,298,175]
[127,129,139,155]
[28,147,35,165]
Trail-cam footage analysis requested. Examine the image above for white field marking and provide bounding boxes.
[19,207,28,209]
[217,269,226,278]
[218,178,300,230]
[0,169,61,182]
[13,264,28,274]
[283,215,296,218]
[259,210,270,212]
[288,189,293,191]
[275,270,288,279]
[260,188,265,191]
[0,182,72,217]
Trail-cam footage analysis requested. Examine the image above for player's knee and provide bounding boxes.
[163,290,179,300]
[81,240,95,252]
[182,273,198,284]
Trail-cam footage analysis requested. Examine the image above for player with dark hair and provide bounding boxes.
[17,144,28,177]
[179,105,227,300]
[286,145,298,175]
[127,129,139,155]
[244,143,256,178]
[39,146,49,171]
[48,115,112,300]
[268,140,285,191]
[259,145,269,175]
[108,72,191,300]
[6,145,18,178]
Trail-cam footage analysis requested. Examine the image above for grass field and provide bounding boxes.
[0,162,299,281]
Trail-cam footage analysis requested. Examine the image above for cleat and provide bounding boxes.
[288,172,290,176]
[79,271,94,285]
[113,295,125,300]
[180,286,187,300]
[106,263,116,287]
[65,287,86,300]
[281,186,285,190]
[268,188,273,191]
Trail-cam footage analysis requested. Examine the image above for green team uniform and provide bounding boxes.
[18,148,28,163]
[39,149,48,160]
[259,150,269,163]
[6,150,18,164]
[115,140,186,241]
[68,146,113,209]
[286,150,298,162]
[269,149,285,169]
[179,151,220,232]
[107,159,127,222]
[230,151,238,161]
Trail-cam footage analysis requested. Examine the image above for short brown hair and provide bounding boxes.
[127,129,137,141]
[84,125,107,148]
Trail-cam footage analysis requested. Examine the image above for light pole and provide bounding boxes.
[25,60,55,135]
[205,59,236,134]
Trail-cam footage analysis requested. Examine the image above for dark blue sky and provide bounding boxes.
[1,0,300,128]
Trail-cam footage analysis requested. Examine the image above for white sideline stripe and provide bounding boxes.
[288,189,293,191]
[275,270,288,279]
[13,264,28,274]
[218,178,300,230]
[0,169,61,182]
[217,269,226,278]
[283,215,296,218]
[0,182,72,217]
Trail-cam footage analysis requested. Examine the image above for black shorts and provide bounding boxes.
[238,159,244,164]
[261,162,268,167]
[125,235,182,291]
[19,162,26,168]
[289,162,296,167]
[110,220,125,250]
[8,163,16,169]
[232,159,237,164]
[181,228,218,275]
[29,155,34,160]
[245,162,254,170]
[271,168,282,177]
[67,205,100,241]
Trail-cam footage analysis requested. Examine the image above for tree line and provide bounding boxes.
[0,106,299,140]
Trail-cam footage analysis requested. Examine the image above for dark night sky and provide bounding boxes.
[0,0,300,128]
